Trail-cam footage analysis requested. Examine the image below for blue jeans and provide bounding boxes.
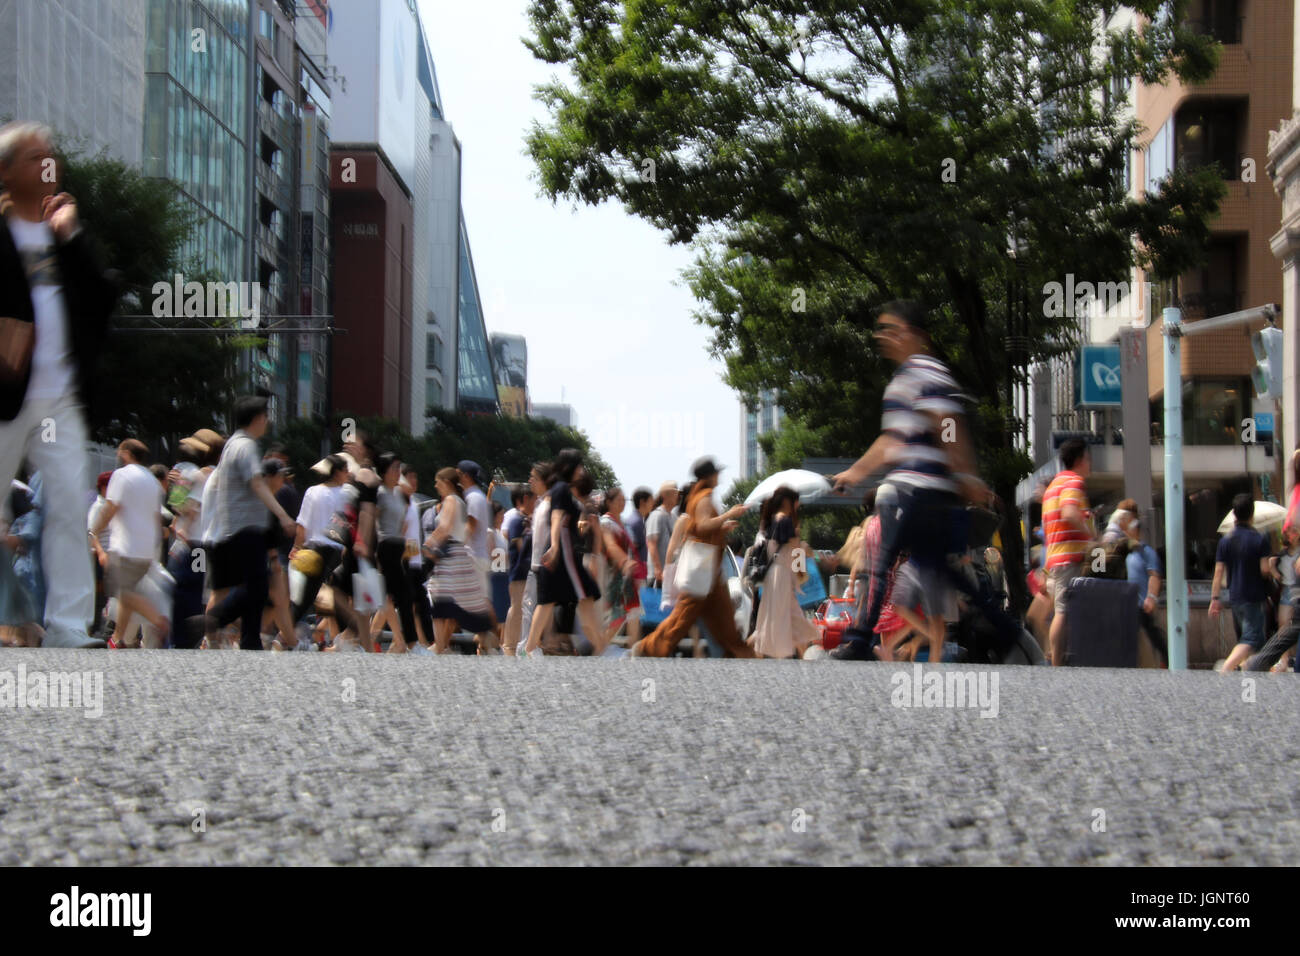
[848,484,961,642]
[1231,601,1267,649]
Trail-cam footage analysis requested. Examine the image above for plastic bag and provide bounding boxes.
[352,558,385,614]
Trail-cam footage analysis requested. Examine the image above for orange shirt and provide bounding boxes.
[1043,470,1090,568]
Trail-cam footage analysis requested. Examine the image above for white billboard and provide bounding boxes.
[327,0,417,193]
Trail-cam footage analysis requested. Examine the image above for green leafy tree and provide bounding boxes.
[273,410,619,492]
[525,0,1227,608]
[59,150,247,451]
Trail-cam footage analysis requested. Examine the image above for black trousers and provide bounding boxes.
[211,529,270,651]
[377,538,417,645]
[292,544,342,623]
[1139,606,1168,663]
[407,561,433,644]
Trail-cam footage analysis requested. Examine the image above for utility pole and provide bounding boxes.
[1162,303,1279,670]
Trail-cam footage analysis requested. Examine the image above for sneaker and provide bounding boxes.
[828,639,873,661]
[294,636,316,651]
[409,643,433,656]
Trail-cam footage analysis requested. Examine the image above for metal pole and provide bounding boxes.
[1162,307,1188,670]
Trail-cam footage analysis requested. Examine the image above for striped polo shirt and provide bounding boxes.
[1043,469,1090,568]
[881,354,965,493]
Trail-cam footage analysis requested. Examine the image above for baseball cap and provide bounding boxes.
[457,460,482,482]
[691,456,725,481]
[261,457,285,477]
[658,480,678,496]
[192,428,224,447]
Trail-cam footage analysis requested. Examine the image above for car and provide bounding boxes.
[813,597,857,650]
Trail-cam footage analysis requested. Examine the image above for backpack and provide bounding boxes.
[744,532,771,588]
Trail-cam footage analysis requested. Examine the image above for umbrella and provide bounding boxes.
[1217,500,1288,536]
[743,469,833,508]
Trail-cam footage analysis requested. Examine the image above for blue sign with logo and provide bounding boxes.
[1076,344,1122,407]
[1255,412,1274,439]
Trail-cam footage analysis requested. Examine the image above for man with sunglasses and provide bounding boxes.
[828,300,990,661]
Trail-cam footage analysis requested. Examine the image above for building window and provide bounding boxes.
[258,11,273,41]
[426,333,442,372]
[1179,378,1249,446]
[1145,118,1174,193]
[1186,0,1242,44]
[1175,102,1244,179]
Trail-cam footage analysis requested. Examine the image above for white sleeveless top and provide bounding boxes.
[442,494,467,542]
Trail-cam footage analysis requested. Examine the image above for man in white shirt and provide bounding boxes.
[0,121,117,648]
[290,453,349,623]
[91,439,165,648]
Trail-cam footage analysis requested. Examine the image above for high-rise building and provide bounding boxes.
[327,0,417,428]
[490,333,529,417]
[143,0,253,290]
[328,0,499,428]
[455,215,499,415]
[410,7,460,434]
[532,403,576,429]
[0,1,147,166]
[1022,2,1292,579]
[740,390,783,479]
[1266,0,1300,482]
[249,0,332,422]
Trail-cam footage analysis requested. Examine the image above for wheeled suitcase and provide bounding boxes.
[1062,576,1140,667]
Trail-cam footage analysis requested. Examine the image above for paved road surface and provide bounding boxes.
[0,649,1296,865]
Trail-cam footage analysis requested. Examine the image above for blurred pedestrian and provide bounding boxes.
[91,440,167,648]
[829,300,990,661]
[747,486,818,658]
[0,121,118,647]
[1211,494,1272,672]
[631,457,754,658]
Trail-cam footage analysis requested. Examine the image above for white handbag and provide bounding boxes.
[674,540,717,599]
[352,558,385,614]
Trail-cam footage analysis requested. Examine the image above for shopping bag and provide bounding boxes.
[289,567,308,606]
[639,585,667,626]
[674,540,716,598]
[352,558,385,614]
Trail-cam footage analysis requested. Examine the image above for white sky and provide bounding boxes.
[420,0,742,494]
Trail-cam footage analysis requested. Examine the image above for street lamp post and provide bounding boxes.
[1162,308,1188,670]
[1161,303,1279,670]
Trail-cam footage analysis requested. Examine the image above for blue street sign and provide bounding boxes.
[1076,344,1122,406]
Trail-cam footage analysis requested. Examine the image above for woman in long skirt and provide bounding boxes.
[426,467,495,652]
[748,486,819,659]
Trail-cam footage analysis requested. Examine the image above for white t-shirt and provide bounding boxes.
[297,481,345,550]
[530,495,552,572]
[8,217,75,400]
[463,485,491,560]
[105,463,163,561]
[87,497,112,552]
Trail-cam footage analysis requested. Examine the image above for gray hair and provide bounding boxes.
[0,121,54,168]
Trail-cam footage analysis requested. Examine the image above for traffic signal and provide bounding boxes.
[1251,324,1283,400]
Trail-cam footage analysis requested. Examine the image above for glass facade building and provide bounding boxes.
[456,216,499,414]
[143,0,250,283]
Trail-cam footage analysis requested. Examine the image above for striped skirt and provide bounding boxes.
[428,540,492,616]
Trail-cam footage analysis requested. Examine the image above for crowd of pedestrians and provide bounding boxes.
[0,118,1295,669]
